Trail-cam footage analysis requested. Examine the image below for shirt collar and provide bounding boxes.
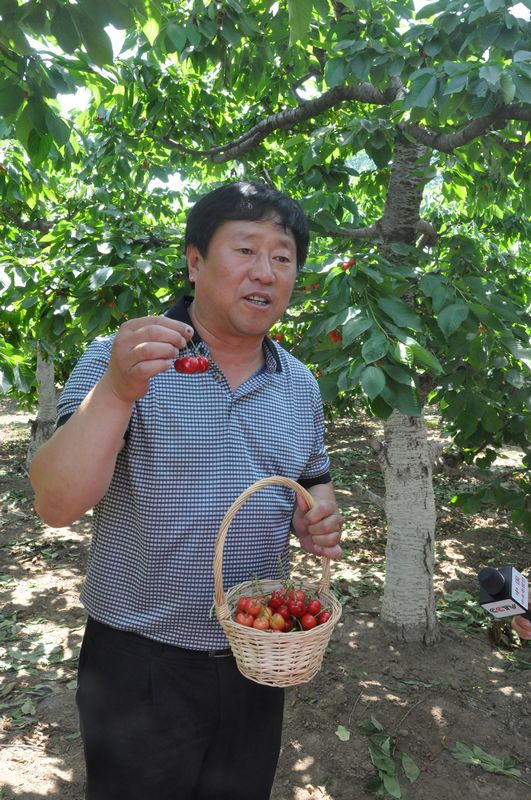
[164,297,282,374]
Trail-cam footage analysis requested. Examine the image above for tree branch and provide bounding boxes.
[416,219,437,248]
[160,81,530,164]
[324,221,384,241]
[162,84,388,162]
[2,207,53,234]
[403,104,531,153]
[350,481,385,511]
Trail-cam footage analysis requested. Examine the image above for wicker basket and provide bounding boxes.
[213,476,342,687]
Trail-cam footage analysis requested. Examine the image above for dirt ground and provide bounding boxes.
[1,398,530,800]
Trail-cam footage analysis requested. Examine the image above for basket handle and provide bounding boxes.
[213,476,332,621]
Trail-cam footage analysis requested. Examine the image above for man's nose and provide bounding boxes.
[250,252,274,281]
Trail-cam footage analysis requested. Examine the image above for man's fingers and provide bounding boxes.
[296,494,310,514]
[127,341,181,366]
[121,316,193,336]
[117,318,193,352]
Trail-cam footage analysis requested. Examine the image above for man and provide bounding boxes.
[29,181,342,800]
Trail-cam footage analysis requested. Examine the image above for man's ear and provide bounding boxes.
[186,244,202,284]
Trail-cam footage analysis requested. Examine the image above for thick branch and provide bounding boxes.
[416,219,437,248]
[326,221,383,241]
[323,217,437,247]
[403,104,531,153]
[350,481,385,511]
[160,81,529,164]
[2,207,53,234]
[162,84,388,162]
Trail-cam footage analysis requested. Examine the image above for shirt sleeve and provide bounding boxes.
[56,337,114,424]
[298,374,331,487]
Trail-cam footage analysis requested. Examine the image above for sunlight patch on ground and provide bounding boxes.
[293,754,315,772]
[0,755,74,795]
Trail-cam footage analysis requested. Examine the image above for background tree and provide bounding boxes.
[1,0,529,642]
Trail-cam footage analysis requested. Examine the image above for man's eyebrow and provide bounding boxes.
[230,229,296,247]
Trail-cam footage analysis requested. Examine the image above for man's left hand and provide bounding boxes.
[292,483,343,560]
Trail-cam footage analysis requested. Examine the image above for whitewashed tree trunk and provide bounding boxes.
[364,134,440,644]
[375,411,439,643]
[26,345,57,468]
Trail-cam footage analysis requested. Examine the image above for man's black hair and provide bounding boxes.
[184,181,309,269]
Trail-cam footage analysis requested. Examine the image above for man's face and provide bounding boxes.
[187,217,298,341]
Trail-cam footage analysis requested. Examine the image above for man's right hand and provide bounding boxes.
[512,588,531,640]
[104,316,194,403]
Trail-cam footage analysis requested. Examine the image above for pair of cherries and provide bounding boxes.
[174,354,209,374]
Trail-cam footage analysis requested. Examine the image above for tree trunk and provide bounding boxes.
[375,134,440,643]
[376,411,439,644]
[26,345,57,468]
[380,135,428,247]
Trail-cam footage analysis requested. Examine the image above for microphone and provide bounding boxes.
[478,566,531,622]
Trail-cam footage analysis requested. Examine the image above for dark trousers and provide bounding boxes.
[76,617,285,800]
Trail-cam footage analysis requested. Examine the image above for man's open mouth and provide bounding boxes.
[245,294,271,306]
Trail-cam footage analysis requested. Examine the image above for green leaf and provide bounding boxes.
[89,267,113,289]
[382,381,422,416]
[335,725,351,741]
[51,5,81,52]
[451,741,522,778]
[416,1,442,19]
[479,64,501,87]
[513,74,531,103]
[406,73,437,108]
[287,0,312,46]
[342,315,373,345]
[166,23,187,53]
[0,84,25,117]
[443,73,468,95]
[74,10,114,65]
[482,406,502,433]
[368,741,396,774]
[437,303,469,337]
[382,774,402,798]
[360,365,386,400]
[362,331,388,363]
[500,337,531,369]
[377,296,422,331]
[324,59,347,88]
[317,372,340,403]
[382,364,415,387]
[406,342,444,375]
[105,0,134,30]
[499,73,515,103]
[359,715,384,734]
[20,698,37,716]
[483,0,505,11]
[401,752,420,783]
[44,109,70,146]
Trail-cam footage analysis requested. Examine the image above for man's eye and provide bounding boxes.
[237,248,253,255]
[274,256,292,264]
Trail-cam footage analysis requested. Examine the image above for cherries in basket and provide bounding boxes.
[234,586,332,632]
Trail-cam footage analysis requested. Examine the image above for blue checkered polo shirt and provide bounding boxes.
[57,298,331,650]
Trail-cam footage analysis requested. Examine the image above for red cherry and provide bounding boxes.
[174,356,198,373]
[307,598,321,616]
[301,613,317,630]
[195,355,209,372]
